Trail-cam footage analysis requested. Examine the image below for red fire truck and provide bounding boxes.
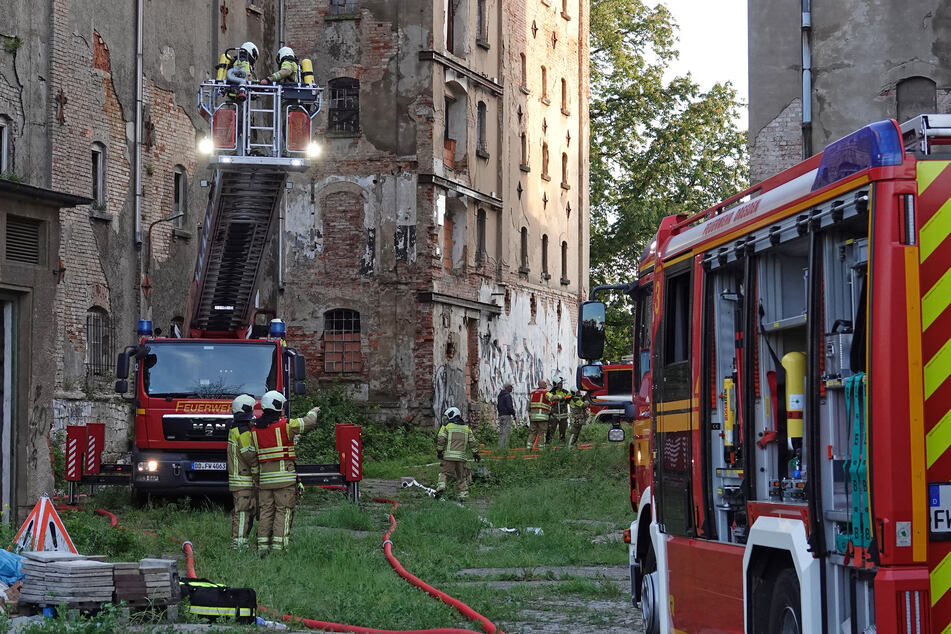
[579,115,951,633]
[112,77,337,499]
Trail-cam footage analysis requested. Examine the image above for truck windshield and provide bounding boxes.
[142,342,278,398]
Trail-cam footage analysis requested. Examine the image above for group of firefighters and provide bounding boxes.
[217,40,308,99]
[433,377,592,499]
[525,377,590,451]
[227,391,320,552]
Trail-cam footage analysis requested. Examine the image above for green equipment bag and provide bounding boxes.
[179,578,257,624]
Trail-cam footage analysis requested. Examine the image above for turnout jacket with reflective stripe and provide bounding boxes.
[529,388,552,421]
[548,388,571,419]
[251,410,319,489]
[436,422,476,461]
[227,425,258,491]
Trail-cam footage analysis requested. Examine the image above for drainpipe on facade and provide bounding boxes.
[801,0,813,158]
[135,0,144,246]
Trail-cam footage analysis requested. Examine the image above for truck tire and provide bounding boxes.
[640,549,660,634]
[767,568,801,634]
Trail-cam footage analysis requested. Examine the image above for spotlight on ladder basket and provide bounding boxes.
[306,142,322,158]
[269,318,286,339]
[198,136,214,155]
[137,319,153,337]
[608,422,625,442]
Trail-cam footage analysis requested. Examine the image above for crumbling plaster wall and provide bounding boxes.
[749,0,951,180]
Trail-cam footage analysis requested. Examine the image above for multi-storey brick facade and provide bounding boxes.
[749,0,951,181]
[0,0,588,515]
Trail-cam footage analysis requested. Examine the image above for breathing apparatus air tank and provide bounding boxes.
[215,53,229,82]
[782,351,806,480]
[301,58,314,85]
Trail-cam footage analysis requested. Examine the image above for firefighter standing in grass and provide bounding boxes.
[546,377,571,444]
[527,379,552,450]
[567,390,590,449]
[435,407,480,500]
[250,390,320,552]
[228,394,259,550]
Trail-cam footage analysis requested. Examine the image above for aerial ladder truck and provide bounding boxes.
[88,58,362,502]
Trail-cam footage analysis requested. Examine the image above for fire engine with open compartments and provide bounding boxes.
[578,115,951,633]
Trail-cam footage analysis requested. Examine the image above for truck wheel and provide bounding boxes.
[640,549,660,634]
[767,568,801,634]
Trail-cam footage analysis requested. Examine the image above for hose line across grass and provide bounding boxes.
[73,491,503,634]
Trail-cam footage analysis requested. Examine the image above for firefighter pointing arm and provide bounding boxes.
[250,390,320,552]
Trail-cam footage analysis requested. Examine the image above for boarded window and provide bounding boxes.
[5,215,41,265]
[476,208,486,264]
[91,143,105,207]
[328,78,360,133]
[897,76,937,124]
[520,227,528,270]
[324,309,362,373]
[542,234,549,275]
[477,101,487,153]
[329,0,358,14]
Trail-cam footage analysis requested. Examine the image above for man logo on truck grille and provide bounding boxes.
[193,422,226,436]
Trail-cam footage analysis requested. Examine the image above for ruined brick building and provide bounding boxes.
[0,0,588,517]
[748,0,951,181]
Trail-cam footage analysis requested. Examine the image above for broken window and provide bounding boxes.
[560,240,568,283]
[86,307,112,378]
[328,78,360,133]
[542,234,549,277]
[476,208,486,264]
[173,166,186,228]
[520,226,529,272]
[324,309,362,373]
[91,142,106,208]
[477,101,487,155]
[329,0,358,14]
[476,0,487,41]
[0,118,8,174]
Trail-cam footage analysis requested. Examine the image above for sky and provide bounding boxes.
[657,0,749,130]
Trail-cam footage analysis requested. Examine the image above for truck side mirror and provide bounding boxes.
[115,379,128,394]
[578,301,607,361]
[116,350,130,380]
[294,380,306,395]
[293,355,306,381]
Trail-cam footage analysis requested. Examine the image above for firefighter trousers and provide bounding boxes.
[257,485,297,551]
[527,419,548,450]
[231,489,257,548]
[437,460,469,498]
[547,415,569,443]
[567,418,586,448]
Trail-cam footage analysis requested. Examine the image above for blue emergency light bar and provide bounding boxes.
[812,119,904,191]
[137,319,153,337]
[269,319,286,339]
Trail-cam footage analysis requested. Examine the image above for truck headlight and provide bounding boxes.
[608,424,625,443]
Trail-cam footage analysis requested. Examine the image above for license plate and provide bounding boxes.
[929,483,951,538]
[191,461,226,471]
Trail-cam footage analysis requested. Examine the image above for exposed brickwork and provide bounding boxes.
[750,98,803,184]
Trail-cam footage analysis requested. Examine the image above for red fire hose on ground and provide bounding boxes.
[66,492,502,634]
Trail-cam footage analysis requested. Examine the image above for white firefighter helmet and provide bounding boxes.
[261,390,287,412]
[552,375,565,386]
[443,406,463,423]
[231,393,256,414]
[239,41,259,63]
[276,46,295,63]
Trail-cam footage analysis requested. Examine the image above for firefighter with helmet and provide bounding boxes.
[250,390,320,552]
[225,41,259,101]
[566,390,590,449]
[260,46,299,85]
[228,393,259,549]
[527,379,552,450]
[546,376,571,444]
[435,407,480,500]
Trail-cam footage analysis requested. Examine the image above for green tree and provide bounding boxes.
[589,0,749,360]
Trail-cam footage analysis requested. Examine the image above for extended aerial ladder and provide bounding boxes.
[189,80,323,336]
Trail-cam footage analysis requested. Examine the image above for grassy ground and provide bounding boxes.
[25,424,635,632]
